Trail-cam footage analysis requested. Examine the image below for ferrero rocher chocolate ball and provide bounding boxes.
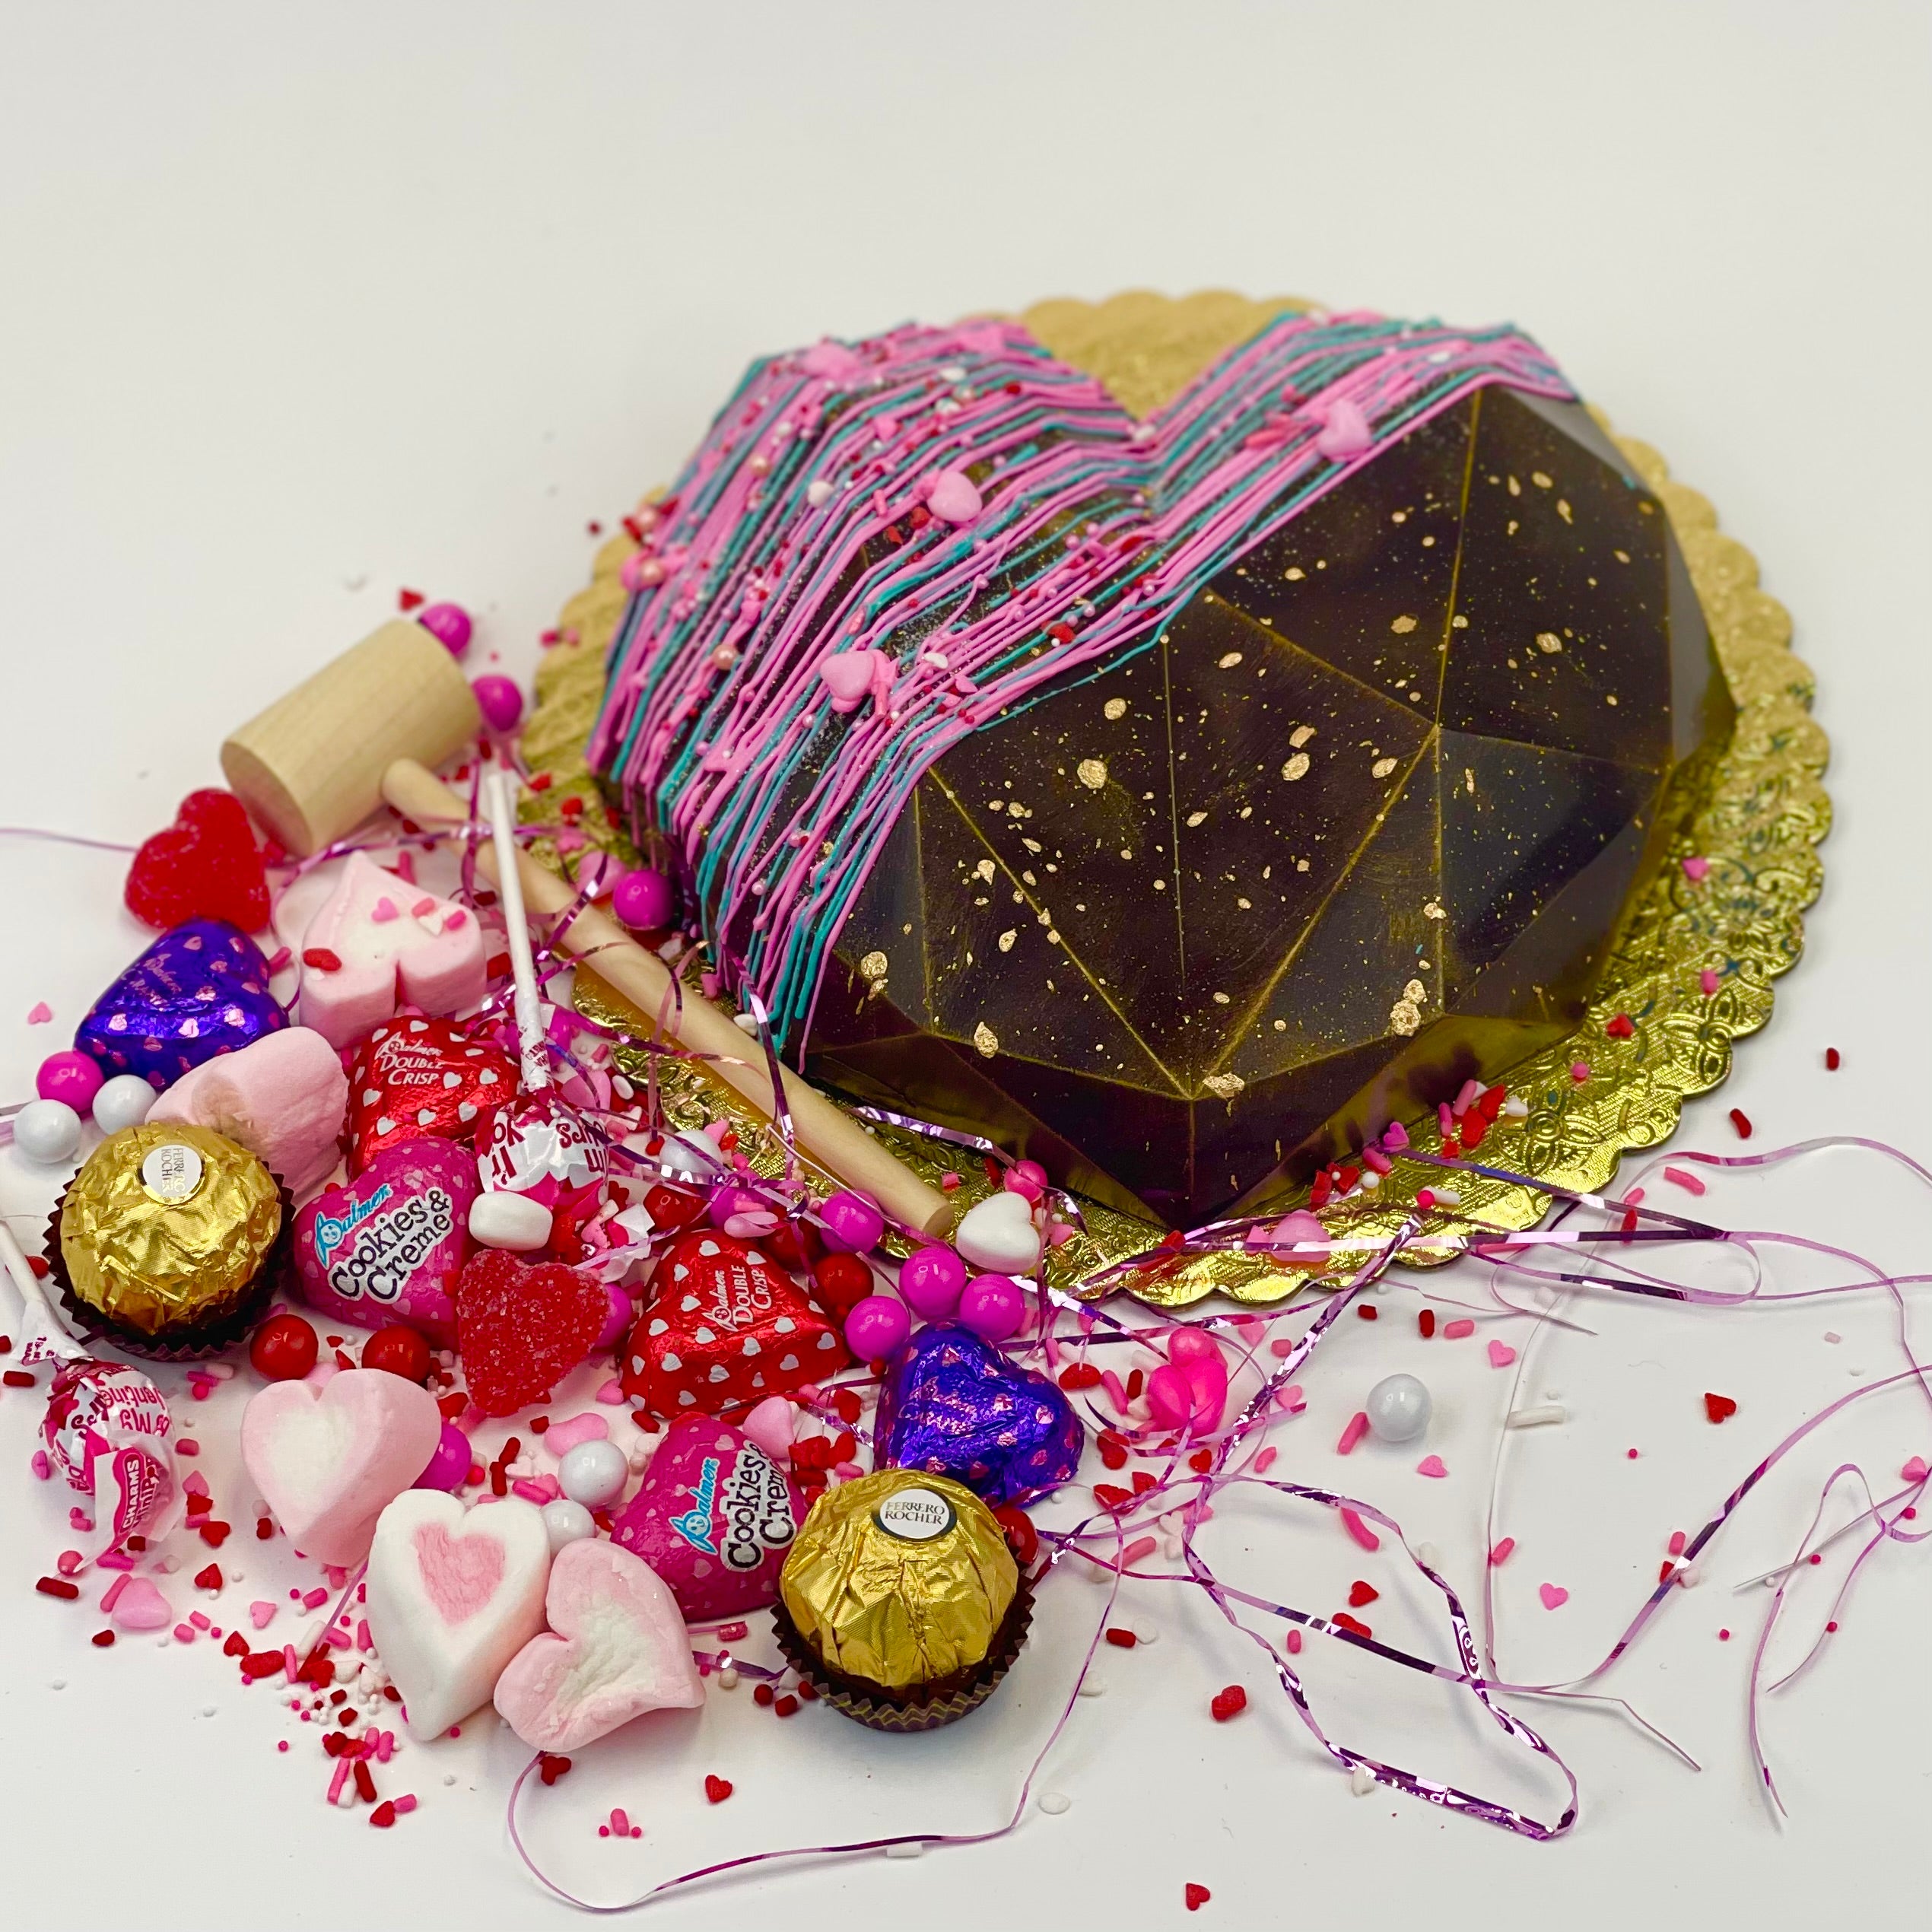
[779,1468,1017,1692]
[58,1123,281,1339]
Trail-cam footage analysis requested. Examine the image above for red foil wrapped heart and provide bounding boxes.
[455,1249,609,1416]
[346,1018,516,1174]
[621,1230,847,1419]
[125,790,271,933]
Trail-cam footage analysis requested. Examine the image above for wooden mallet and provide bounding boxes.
[221,621,951,1235]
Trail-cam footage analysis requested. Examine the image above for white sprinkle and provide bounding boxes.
[1133,1624,1160,1645]
[1351,1766,1376,1796]
[1505,1403,1567,1429]
[202,1705,218,1718]
[1416,1541,1442,1571]
[49,1679,66,1691]
[1039,1792,1072,1816]
[806,479,834,507]
[443,1773,458,1787]
[1677,1565,1702,1589]
[1077,1675,1109,1698]
[885,1841,926,1860]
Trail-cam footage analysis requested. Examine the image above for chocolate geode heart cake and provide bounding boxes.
[585,295,1732,1225]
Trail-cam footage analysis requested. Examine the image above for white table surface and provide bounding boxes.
[4,4,1930,1925]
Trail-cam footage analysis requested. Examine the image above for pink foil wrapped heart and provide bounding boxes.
[292,1136,475,1345]
[494,1538,704,1751]
[609,1416,804,1620]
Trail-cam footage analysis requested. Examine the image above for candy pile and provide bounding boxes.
[5,593,1921,1915]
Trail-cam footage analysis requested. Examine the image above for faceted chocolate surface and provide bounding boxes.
[806,389,1733,1226]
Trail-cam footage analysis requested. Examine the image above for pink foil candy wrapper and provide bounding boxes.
[42,1357,183,1556]
[292,1136,476,1344]
[478,1092,609,1209]
[610,1416,803,1620]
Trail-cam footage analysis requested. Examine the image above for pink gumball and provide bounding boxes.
[612,867,676,931]
[819,1189,885,1254]
[37,1050,103,1111]
[413,1422,472,1492]
[844,1294,910,1361]
[472,674,524,731]
[957,1273,1026,1343]
[899,1244,966,1322]
[1003,1158,1049,1205]
[418,602,473,655]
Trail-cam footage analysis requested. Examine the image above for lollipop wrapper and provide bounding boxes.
[478,1092,609,1203]
[42,1358,183,1557]
[609,1416,804,1620]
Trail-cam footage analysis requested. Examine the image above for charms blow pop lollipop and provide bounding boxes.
[475,769,609,1212]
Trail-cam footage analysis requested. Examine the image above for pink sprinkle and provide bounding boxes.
[1667,1531,1687,1557]
[1362,1147,1392,1175]
[99,1573,129,1613]
[1285,1629,1303,1654]
[1489,1537,1516,1566]
[1903,1457,1930,1485]
[265,946,292,974]
[1416,1454,1448,1479]
[410,897,437,918]
[26,1002,52,1025]
[610,1808,631,1837]
[1269,1338,1298,1358]
[1487,1339,1517,1368]
[833,1460,863,1480]
[300,1587,329,1612]
[443,910,468,930]
[173,1624,195,1643]
[323,1565,349,1589]
[1681,855,1711,882]
[95,1549,133,1571]
[1336,1411,1370,1456]
[327,1761,351,1806]
[1254,1447,1279,1475]
[249,1600,277,1629]
[1441,1318,1476,1340]
[55,1549,82,1576]
[370,897,400,923]
[375,1730,394,1762]
[174,1438,199,1457]
[183,1470,211,1498]
[394,1794,417,1814]
[1571,1061,1590,1082]
[1415,1188,1436,1211]
[596,1379,627,1406]
[510,1479,552,1504]
[1123,1536,1158,1565]
[1100,1370,1131,1418]
[30,1450,49,1479]
[1698,969,1721,996]
[189,1611,211,1631]
[940,1171,961,1190]
[716,1622,749,1642]
[357,1619,372,1650]
[1662,1165,1707,1195]
[1340,1507,1380,1552]
[1538,1582,1570,1610]
[542,1412,610,1457]
[1276,1384,1306,1412]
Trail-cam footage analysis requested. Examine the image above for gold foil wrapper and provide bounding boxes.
[779,1469,1017,1691]
[544,294,1827,1304]
[58,1124,282,1338]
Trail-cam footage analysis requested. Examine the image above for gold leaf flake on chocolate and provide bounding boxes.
[1203,1072,1245,1098]
[859,951,890,984]
[1103,698,1128,720]
[1289,723,1316,748]
[1391,615,1418,634]
[1282,752,1311,781]
[972,1022,999,1058]
[997,929,1018,952]
[1536,632,1563,653]
[1076,758,1108,790]
[1371,757,1397,778]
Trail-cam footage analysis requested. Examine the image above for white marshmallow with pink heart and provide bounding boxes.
[494,1538,704,1751]
[241,1368,442,1566]
[365,1490,551,1740]
[299,853,488,1052]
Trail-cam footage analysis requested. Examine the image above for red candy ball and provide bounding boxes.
[249,1311,319,1382]
[812,1250,874,1315]
[361,1324,433,1384]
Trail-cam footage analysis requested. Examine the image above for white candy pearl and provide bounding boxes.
[468,1189,553,1251]
[91,1074,157,1134]
[13,1099,81,1164]
[540,1498,596,1551]
[558,1438,628,1509]
[1365,1372,1432,1443]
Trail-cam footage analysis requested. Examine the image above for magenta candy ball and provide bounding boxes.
[414,1422,472,1492]
[418,602,473,655]
[1003,1158,1049,1204]
[843,1294,910,1362]
[36,1050,104,1111]
[612,866,676,931]
[471,674,524,732]
[818,1188,885,1254]
[594,1285,634,1350]
[958,1273,1027,1343]
[899,1244,967,1322]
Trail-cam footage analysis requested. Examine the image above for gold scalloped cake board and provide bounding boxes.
[533,292,1829,1307]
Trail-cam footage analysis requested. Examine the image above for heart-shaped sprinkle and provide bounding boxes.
[1347,1580,1378,1608]
[875,1322,1082,1506]
[110,1575,174,1632]
[611,1415,803,1620]
[621,1231,845,1419]
[1904,1456,1930,1484]
[293,1136,478,1346]
[1416,1454,1449,1478]
[704,1775,733,1804]
[493,1540,704,1752]
[1487,1339,1517,1368]
[1539,1582,1569,1610]
[1703,1392,1738,1424]
[345,1018,516,1173]
[124,790,269,933]
[75,919,284,1088]
[456,1251,610,1417]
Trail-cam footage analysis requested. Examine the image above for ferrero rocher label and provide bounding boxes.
[59,1123,281,1337]
[779,1468,1016,1691]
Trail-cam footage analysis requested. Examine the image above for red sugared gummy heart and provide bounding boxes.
[125,790,270,932]
[346,1018,517,1173]
[456,1250,609,1416]
[621,1230,847,1419]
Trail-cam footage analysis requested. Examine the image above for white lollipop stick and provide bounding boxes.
[485,767,551,1092]
[0,1219,82,1358]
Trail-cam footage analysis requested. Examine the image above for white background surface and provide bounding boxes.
[4,3,1930,1925]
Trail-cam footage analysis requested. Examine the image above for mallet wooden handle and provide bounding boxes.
[380,758,952,1238]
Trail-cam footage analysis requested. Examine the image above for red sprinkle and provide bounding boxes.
[1186,1883,1212,1913]
[773,1694,799,1718]
[1704,1392,1738,1425]
[1825,1047,1841,1071]
[1104,1628,1139,1649]
[90,1629,116,1648]
[1333,1611,1373,1638]
[35,1575,80,1600]
[1418,1308,1435,1339]
[369,1801,398,1828]
[538,1753,573,1785]
[1057,1363,1102,1392]
[704,1775,733,1804]
[353,1759,377,1803]
[194,1563,223,1590]
[1605,1013,1635,1040]
[1728,1107,1753,1139]
[1357,1304,1378,1321]
[1347,1580,1379,1609]
[753,1683,774,1708]
[1209,1685,1247,1722]
[2,1368,35,1388]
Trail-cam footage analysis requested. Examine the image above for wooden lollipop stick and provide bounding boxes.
[380,758,952,1238]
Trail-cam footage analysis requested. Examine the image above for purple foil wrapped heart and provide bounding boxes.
[875,1323,1083,1506]
[77,920,286,1089]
